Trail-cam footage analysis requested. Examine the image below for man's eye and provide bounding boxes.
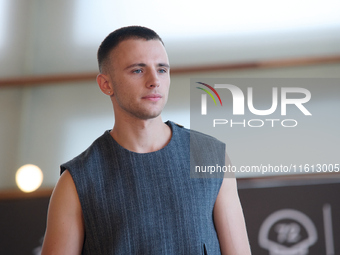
[158,69,167,73]
[133,69,142,73]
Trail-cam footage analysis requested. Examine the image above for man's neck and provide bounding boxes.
[110,116,171,153]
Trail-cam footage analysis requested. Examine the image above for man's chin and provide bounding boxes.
[130,109,163,121]
[138,113,162,120]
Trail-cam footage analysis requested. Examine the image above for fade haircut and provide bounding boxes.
[97,26,164,73]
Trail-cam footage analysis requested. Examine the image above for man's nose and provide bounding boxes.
[146,70,160,88]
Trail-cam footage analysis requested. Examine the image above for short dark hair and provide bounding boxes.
[97,26,164,73]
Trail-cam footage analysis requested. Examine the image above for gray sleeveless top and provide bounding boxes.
[61,121,225,255]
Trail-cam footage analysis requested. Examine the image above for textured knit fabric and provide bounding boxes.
[61,121,225,255]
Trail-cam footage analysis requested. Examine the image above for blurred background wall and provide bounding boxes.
[0,0,340,190]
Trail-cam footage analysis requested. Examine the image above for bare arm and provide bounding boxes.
[214,175,251,254]
[41,170,84,255]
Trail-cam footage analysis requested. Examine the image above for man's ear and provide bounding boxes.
[97,73,113,96]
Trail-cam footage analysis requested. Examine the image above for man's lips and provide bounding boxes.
[142,94,162,101]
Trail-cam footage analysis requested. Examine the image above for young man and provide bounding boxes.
[42,26,251,255]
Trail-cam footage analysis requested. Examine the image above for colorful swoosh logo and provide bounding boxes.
[196,82,223,106]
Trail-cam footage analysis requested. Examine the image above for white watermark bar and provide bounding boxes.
[190,78,340,178]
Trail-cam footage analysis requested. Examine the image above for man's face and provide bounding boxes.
[107,39,170,120]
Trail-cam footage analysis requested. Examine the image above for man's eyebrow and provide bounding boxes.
[124,63,170,70]
[124,63,146,70]
[158,63,170,68]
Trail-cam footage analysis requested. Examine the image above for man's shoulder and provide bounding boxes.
[60,130,111,174]
[190,128,224,143]
[169,121,225,147]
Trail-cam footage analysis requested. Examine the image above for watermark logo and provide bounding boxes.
[195,81,312,128]
[197,82,311,116]
[196,82,223,115]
